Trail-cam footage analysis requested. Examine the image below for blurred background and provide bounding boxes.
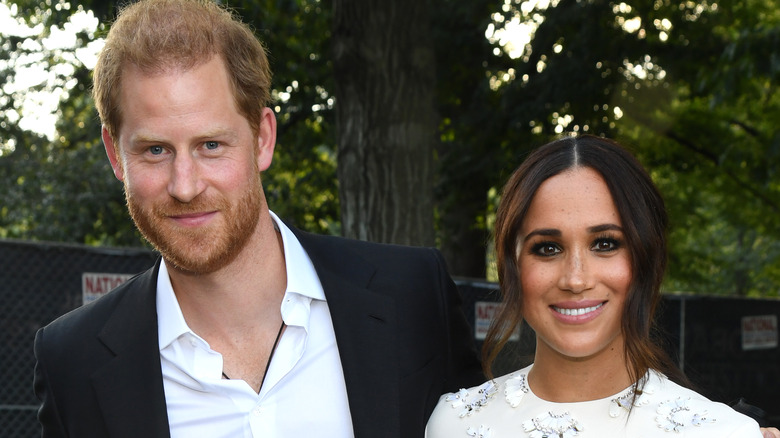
[1,0,778,295]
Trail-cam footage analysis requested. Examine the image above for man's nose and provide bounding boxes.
[168,153,204,203]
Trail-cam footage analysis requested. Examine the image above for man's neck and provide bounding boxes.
[167,214,288,337]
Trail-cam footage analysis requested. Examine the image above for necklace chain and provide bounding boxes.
[221,319,286,392]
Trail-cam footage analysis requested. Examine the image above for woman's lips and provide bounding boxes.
[550,300,606,322]
[553,302,604,316]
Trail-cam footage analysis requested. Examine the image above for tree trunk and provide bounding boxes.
[331,0,436,246]
[432,0,497,278]
[438,175,490,279]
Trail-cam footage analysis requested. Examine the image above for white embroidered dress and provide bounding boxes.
[425,364,762,438]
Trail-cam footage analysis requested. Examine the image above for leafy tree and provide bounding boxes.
[433,0,504,277]
[1,0,340,244]
[608,0,780,296]
[232,0,340,235]
[2,0,778,297]
[0,0,139,245]
[331,0,438,246]
[479,0,780,295]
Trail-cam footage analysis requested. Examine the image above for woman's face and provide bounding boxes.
[518,166,631,363]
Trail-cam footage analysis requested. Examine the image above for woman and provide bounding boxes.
[426,135,764,437]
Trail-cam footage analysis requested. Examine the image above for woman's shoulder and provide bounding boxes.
[640,371,762,436]
[425,365,531,437]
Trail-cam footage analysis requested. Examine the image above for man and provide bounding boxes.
[32,1,482,437]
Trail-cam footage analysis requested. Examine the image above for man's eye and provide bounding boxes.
[205,141,219,150]
[149,146,164,155]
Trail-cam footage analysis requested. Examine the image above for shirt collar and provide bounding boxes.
[269,210,325,302]
[156,259,189,350]
[157,209,325,351]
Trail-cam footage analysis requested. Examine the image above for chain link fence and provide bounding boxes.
[1,239,157,438]
[455,279,780,425]
[2,239,779,436]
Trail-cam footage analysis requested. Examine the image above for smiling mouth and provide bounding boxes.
[552,302,604,316]
[170,212,210,219]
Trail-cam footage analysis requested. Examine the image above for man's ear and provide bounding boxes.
[255,107,277,172]
[102,126,124,181]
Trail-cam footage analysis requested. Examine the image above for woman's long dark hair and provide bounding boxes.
[484,135,688,393]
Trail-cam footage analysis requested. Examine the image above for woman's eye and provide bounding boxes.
[593,238,620,252]
[532,242,561,257]
[149,146,164,155]
[204,141,219,150]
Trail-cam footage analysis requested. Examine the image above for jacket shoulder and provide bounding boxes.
[37,264,158,348]
[294,229,444,268]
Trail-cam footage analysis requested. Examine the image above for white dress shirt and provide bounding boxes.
[157,211,354,437]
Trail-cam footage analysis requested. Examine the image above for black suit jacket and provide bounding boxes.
[34,227,483,438]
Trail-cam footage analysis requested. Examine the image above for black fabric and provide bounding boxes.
[34,227,483,438]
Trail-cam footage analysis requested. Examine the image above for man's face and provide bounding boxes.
[105,56,274,274]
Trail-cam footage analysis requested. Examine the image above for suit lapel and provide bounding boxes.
[294,229,401,438]
[91,262,171,438]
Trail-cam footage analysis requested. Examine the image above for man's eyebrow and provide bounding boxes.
[195,128,235,139]
[129,128,236,144]
[130,134,163,144]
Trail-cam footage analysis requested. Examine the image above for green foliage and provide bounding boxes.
[615,1,780,296]
[443,0,780,295]
[1,0,778,296]
[234,0,340,234]
[0,0,140,245]
[494,0,780,296]
[0,0,339,246]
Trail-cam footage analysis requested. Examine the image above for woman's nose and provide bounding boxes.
[557,250,593,294]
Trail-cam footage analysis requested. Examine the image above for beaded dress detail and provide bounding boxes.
[426,364,760,437]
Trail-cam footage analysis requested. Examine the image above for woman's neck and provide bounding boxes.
[528,339,635,403]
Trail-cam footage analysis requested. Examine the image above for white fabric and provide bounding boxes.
[426,364,762,438]
[157,210,354,438]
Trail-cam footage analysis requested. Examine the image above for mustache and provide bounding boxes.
[149,195,227,217]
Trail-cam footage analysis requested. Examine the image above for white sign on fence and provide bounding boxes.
[474,301,520,341]
[741,315,778,351]
[82,272,134,305]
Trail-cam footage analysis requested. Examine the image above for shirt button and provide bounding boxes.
[252,406,263,416]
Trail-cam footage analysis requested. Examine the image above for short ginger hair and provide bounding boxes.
[92,0,272,142]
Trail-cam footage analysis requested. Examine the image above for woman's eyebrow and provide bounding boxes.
[524,228,561,240]
[587,224,623,233]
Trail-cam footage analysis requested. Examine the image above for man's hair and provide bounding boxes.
[93,0,272,142]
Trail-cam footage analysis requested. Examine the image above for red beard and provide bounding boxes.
[126,179,263,275]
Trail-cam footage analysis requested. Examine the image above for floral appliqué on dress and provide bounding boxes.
[608,382,654,418]
[504,372,530,407]
[446,370,723,437]
[522,411,584,438]
[655,397,715,432]
[466,424,493,438]
[446,380,499,418]
[506,372,583,437]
